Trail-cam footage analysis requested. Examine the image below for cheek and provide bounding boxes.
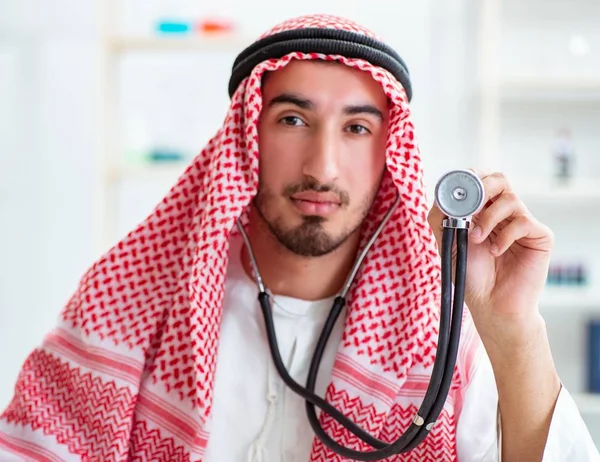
[258,126,301,192]
[343,142,386,193]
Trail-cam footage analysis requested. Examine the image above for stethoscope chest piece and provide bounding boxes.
[434,169,485,228]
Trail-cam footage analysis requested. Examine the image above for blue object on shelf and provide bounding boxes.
[148,148,184,162]
[587,320,600,393]
[156,20,191,34]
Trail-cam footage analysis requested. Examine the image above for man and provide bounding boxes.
[0,13,598,462]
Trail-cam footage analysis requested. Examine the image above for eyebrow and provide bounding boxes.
[343,104,384,122]
[267,92,384,122]
[268,93,314,110]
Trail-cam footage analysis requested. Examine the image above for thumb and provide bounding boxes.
[427,200,446,256]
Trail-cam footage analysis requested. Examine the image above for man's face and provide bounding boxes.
[255,60,389,257]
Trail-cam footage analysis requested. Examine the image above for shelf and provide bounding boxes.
[107,162,190,181]
[574,393,600,414]
[540,288,600,311]
[499,77,600,102]
[106,36,252,53]
[512,178,600,203]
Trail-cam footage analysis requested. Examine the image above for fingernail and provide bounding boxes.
[471,226,482,240]
[490,244,499,254]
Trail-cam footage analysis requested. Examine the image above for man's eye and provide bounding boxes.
[280,116,305,126]
[347,125,370,135]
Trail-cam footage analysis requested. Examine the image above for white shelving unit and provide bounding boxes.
[514,178,600,203]
[97,1,253,251]
[476,0,600,182]
[500,77,600,102]
[107,36,249,53]
[476,0,600,440]
[106,161,190,182]
[540,288,600,312]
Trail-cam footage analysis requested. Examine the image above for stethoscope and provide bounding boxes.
[236,169,485,460]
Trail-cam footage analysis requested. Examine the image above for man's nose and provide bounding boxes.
[301,125,340,184]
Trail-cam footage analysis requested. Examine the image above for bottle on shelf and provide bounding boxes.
[576,263,589,286]
[552,127,576,185]
[197,18,236,35]
[546,260,590,287]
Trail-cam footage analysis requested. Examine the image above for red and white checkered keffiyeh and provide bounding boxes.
[0,14,481,462]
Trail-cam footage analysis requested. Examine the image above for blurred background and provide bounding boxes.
[1,0,600,446]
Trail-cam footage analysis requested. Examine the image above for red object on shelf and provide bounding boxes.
[197,18,235,35]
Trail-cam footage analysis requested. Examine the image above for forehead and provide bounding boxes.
[261,60,388,107]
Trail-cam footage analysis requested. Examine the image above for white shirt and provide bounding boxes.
[204,235,600,461]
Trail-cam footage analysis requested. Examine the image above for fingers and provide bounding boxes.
[489,214,548,256]
[470,191,526,244]
[476,171,512,206]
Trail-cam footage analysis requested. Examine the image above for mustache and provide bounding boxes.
[284,177,350,206]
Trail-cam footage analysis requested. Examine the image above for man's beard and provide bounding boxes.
[254,178,378,257]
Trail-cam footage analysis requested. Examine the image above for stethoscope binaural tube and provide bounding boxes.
[236,169,485,460]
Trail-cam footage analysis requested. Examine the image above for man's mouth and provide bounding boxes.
[290,191,342,216]
[290,191,341,205]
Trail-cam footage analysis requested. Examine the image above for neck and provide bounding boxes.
[240,207,361,301]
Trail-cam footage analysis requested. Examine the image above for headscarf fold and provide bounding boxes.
[0,14,480,462]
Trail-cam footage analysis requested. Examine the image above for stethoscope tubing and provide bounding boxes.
[304,227,467,459]
[237,199,469,460]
